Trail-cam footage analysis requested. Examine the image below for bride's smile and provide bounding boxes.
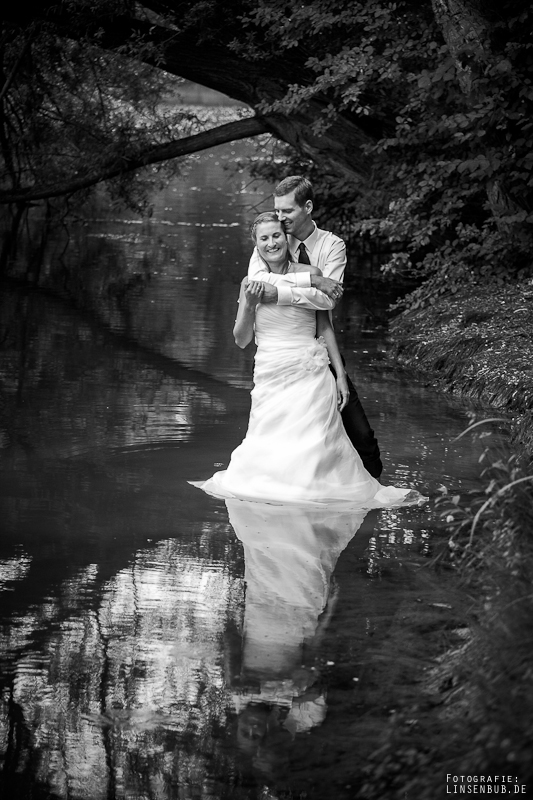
[256,221,289,272]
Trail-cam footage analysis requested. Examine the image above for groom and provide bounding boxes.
[248,175,383,479]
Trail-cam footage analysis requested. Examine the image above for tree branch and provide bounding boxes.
[0,4,376,185]
[0,26,36,103]
[0,116,268,204]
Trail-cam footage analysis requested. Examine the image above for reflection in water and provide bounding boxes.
[0,535,244,799]
[6,135,272,388]
[0,282,488,798]
[0,485,368,798]
[227,501,367,782]
[0,288,245,464]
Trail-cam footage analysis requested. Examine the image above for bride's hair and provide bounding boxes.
[249,211,286,242]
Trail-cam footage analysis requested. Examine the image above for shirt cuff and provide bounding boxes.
[294,272,311,288]
[276,285,294,305]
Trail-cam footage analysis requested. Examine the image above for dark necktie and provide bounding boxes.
[297,242,310,264]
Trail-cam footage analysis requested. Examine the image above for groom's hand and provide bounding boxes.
[259,283,278,304]
[311,275,344,303]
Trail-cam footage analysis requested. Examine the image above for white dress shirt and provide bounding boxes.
[248,222,346,311]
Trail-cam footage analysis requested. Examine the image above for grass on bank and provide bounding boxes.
[359,444,533,794]
[356,282,533,797]
[389,281,533,454]
[434,433,533,780]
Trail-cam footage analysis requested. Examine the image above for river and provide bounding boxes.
[0,107,487,800]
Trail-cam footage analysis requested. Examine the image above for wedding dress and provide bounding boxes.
[192,303,424,508]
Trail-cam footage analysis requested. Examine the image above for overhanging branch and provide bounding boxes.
[0,116,269,204]
[0,4,375,192]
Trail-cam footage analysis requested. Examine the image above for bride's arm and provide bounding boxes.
[316,311,349,411]
[233,278,264,349]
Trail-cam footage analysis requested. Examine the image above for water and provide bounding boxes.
[0,131,489,799]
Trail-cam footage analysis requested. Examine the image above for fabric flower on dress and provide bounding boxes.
[301,336,330,372]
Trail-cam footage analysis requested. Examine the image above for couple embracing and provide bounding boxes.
[193,175,423,508]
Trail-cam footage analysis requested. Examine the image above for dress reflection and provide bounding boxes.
[225,499,369,778]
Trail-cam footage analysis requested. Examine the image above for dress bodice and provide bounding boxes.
[254,304,316,345]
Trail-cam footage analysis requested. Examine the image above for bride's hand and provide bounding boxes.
[244,280,265,305]
[336,373,349,412]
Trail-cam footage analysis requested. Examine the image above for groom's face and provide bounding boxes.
[274,191,313,241]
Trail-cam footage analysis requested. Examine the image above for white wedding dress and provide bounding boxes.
[192,303,423,507]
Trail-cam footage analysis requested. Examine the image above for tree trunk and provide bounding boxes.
[0,4,376,189]
[431,0,490,99]
[150,40,374,183]
[0,201,25,273]
[431,0,531,235]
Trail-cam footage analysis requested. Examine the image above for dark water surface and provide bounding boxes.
[1,136,486,799]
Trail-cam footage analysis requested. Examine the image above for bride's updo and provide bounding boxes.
[250,211,286,242]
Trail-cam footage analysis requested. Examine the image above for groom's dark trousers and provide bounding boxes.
[330,361,383,479]
[295,240,382,478]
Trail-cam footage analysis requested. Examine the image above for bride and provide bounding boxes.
[192,212,423,508]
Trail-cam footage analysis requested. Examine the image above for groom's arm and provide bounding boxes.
[294,233,348,306]
[248,247,338,310]
[321,235,346,284]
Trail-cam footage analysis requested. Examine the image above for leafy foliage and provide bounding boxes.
[0,20,199,212]
[1,0,532,303]
[227,0,533,305]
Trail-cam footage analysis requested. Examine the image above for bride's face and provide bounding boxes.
[255,221,288,268]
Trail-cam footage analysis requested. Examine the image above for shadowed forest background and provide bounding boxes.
[1,1,533,798]
[1,0,532,302]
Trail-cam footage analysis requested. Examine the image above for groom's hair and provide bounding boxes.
[274,175,314,207]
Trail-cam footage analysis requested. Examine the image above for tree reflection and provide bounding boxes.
[0,497,369,799]
[0,533,244,799]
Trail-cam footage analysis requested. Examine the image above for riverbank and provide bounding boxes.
[389,281,533,454]
[357,280,533,798]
